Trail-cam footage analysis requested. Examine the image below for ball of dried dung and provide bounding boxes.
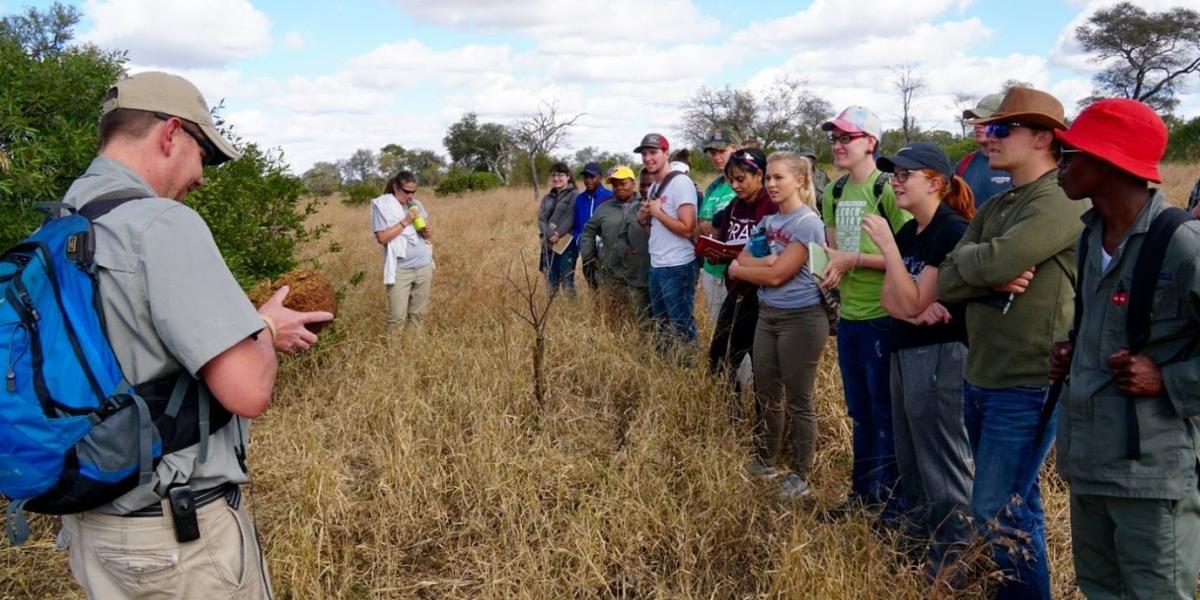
[248,269,337,333]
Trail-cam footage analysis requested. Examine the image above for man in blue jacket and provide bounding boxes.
[572,161,613,289]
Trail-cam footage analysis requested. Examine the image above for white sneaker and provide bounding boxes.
[778,473,812,500]
[747,460,781,479]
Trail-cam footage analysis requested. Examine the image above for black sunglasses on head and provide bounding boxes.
[155,112,219,166]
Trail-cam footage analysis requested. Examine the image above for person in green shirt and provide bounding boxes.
[938,87,1086,600]
[818,105,911,517]
[1050,98,1200,600]
[696,130,739,327]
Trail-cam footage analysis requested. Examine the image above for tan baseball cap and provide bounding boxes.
[102,71,241,166]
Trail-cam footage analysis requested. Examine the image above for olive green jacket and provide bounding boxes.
[618,195,651,289]
[580,199,632,285]
[1057,191,1200,499]
[938,170,1090,388]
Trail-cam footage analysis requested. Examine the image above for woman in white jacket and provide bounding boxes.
[371,171,433,328]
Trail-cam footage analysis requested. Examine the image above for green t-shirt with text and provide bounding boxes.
[821,171,911,321]
[699,177,737,277]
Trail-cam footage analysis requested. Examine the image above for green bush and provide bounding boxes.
[188,142,328,289]
[435,171,503,196]
[0,5,126,248]
[0,4,327,289]
[343,182,378,206]
[939,138,979,166]
[1166,116,1200,162]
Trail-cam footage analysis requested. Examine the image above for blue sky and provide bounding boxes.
[9,0,1200,172]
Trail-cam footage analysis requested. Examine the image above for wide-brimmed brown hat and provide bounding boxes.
[965,87,1067,131]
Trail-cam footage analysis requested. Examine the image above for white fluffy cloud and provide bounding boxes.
[731,0,971,47]
[81,0,271,68]
[391,0,721,44]
[345,40,514,88]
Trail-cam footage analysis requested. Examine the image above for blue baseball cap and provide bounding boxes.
[876,142,953,180]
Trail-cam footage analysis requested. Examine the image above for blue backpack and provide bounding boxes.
[1,200,232,544]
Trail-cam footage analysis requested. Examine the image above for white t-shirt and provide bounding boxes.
[647,173,698,268]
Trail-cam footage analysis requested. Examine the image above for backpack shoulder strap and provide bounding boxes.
[1120,206,1191,461]
[1128,206,1193,354]
[872,172,893,225]
[955,151,974,178]
[1070,226,1092,344]
[654,171,680,198]
[831,174,849,202]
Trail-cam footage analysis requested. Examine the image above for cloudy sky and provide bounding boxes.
[14,0,1200,173]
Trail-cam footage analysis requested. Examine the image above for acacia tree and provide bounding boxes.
[1075,2,1200,113]
[511,101,584,201]
[679,78,833,158]
[443,112,516,183]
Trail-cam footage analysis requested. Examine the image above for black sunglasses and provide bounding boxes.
[986,121,1040,139]
[400,187,417,194]
[155,112,219,166]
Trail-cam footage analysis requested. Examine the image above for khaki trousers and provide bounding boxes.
[60,495,272,600]
[386,263,434,327]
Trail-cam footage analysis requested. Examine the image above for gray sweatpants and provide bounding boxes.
[890,341,973,565]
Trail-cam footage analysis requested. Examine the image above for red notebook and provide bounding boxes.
[694,235,746,258]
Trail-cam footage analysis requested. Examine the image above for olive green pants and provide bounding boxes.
[1071,486,1200,600]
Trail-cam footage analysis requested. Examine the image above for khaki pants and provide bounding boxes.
[752,304,828,475]
[387,263,434,327]
[61,495,272,600]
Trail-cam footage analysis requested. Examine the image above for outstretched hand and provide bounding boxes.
[259,286,334,355]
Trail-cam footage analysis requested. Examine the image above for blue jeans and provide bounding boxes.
[963,382,1056,600]
[546,241,577,297]
[836,317,899,510]
[648,260,698,348]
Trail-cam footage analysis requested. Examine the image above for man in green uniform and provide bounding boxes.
[1051,98,1200,600]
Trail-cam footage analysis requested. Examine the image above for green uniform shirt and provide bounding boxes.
[580,199,633,284]
[938,169,1089,388]
[820,171,911,321]
[699,177,736,278]
[1058,192,1200,499]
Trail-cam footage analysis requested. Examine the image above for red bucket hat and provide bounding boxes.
[1054,98,1166,183]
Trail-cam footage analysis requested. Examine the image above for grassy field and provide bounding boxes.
[2,162,1198,599]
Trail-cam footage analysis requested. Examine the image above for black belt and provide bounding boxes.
[125,483,240,517]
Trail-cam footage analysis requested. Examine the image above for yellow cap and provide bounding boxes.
[606,165,636,184]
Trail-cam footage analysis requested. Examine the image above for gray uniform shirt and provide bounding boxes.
[63,157,263,514]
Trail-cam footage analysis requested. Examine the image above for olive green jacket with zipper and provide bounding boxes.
[1058,191,1200,499]
[938,169,1090,388]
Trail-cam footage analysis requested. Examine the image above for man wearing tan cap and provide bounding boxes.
[55,71,331,599]
[938,87,1088,600]
[955,93,1012,208]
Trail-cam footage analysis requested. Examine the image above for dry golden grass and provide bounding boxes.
[3,162,1198,599]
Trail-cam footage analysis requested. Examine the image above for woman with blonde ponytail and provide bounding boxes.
[729,152,827,500]
[861,143,974,576]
